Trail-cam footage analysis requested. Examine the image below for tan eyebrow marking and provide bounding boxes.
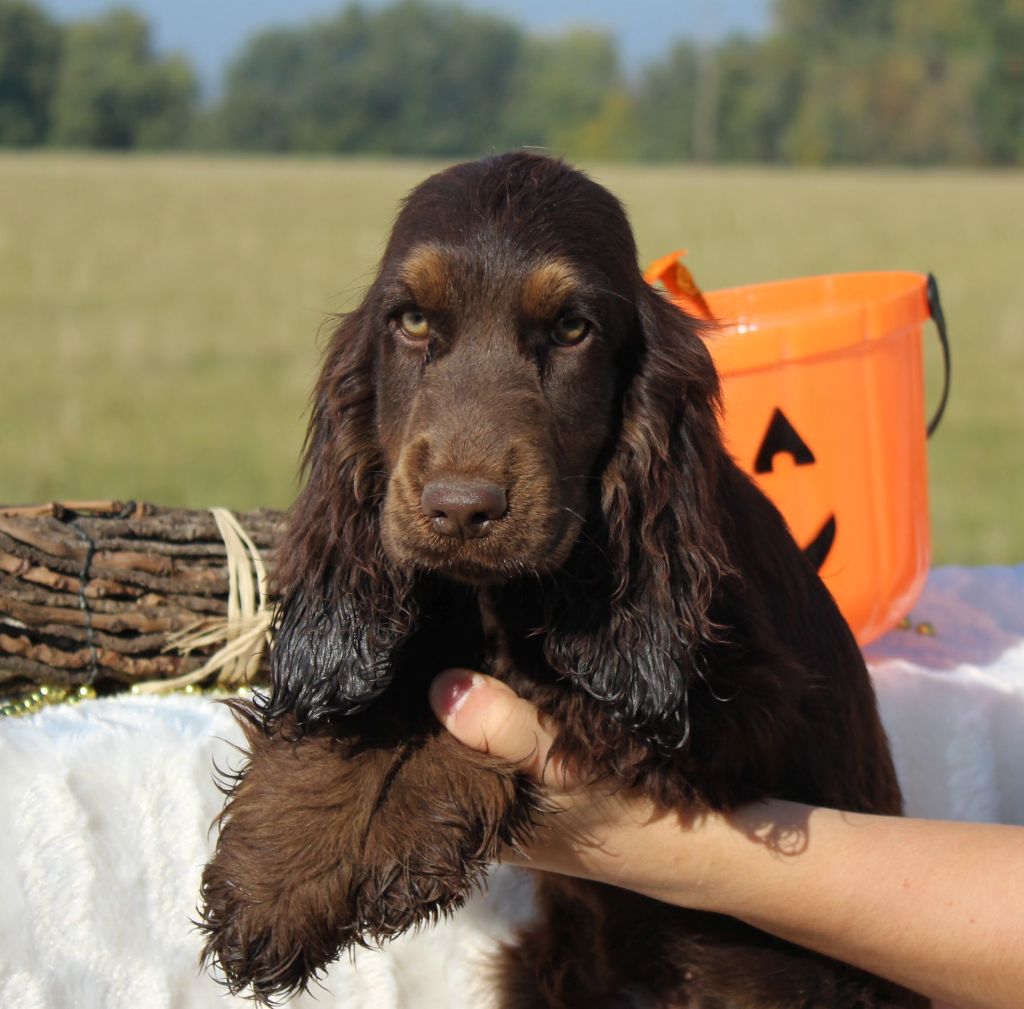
[398,244,452,312]
[520,258,583,319]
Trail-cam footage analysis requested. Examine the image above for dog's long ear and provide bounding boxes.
[259,307,414,731]
[546,284,732,748]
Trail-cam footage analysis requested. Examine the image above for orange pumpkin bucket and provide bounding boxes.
[645,252,951,646]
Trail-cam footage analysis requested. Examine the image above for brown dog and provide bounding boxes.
[199,153,927,1008]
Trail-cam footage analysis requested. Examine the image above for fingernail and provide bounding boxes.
[429,669,477,722]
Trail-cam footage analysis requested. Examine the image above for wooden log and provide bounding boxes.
[0,516,87,562]
[0,500,147,520]
[0,573,228,618]
[72,508,283,547]
[0,653,83,689]
[0,532,231,595]
[0,551,139,598]
[0,502,283,548]
[0,632,191,678]
[1,596,197,634]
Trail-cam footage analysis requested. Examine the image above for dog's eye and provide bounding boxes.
[551,315,591,347]
[398,309,430,341]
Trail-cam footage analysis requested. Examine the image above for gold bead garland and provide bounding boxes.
[896,617,938,636]
[0,683,95,719]
[0,680,252,719]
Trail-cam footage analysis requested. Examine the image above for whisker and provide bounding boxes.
[588,284,635,308]
[559,506,614,566]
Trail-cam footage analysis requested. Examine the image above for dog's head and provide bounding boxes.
[375,155,642,582]
[264,153,729,742]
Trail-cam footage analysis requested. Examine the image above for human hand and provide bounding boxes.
[428,669,707,895]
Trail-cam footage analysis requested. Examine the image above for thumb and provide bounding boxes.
[429,669,557,784]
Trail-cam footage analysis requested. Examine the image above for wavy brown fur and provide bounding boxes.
[200,153,926,1008]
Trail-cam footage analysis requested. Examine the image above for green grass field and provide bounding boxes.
[1,153,1021,563]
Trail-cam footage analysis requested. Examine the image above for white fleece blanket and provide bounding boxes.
[1,565,1022,1009]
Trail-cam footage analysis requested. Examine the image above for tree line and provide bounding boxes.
[1,0,1021,164]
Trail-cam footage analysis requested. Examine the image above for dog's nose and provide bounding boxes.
[421,480,507,539]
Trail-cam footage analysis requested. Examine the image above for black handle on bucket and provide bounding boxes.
[926,273,951,438]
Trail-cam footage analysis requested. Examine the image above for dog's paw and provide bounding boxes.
[198,701,540,1003]
[198,839,346,1004]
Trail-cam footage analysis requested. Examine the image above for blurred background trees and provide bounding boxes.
[1,0,195,147]
[0,0,1021,163]
[214,2,523,155]
[0,0,61,144]
[49,8,195,148]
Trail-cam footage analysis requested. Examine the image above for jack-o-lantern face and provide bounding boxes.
[644,253,934,646]
[753,408,836,570]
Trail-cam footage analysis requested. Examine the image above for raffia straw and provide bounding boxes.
[133,508,272,694]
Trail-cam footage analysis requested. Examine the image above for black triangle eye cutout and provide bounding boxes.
[754,408,816,474]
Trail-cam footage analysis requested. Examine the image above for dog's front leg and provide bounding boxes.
[199,698,539,1004]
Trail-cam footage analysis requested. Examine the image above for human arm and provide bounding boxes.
[429,669,1024,1009]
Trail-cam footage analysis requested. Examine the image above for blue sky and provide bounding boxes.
[40,0,771,95]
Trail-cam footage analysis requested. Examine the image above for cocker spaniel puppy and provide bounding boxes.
[200,153,926,1009]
